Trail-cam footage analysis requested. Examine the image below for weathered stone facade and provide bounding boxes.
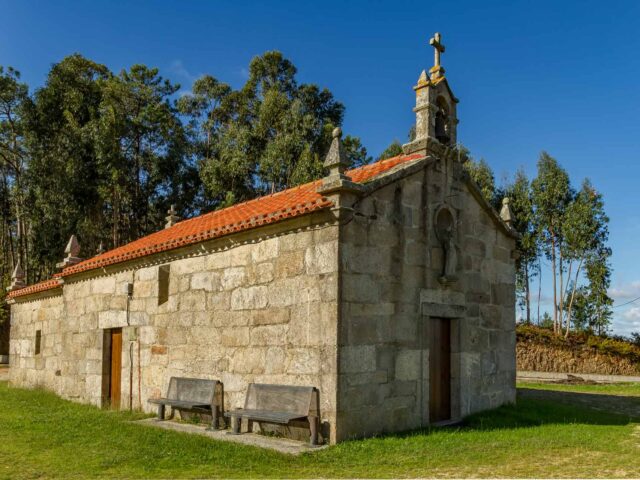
[7,36,518,444]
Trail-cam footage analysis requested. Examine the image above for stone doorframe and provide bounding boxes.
[419,289,466,425]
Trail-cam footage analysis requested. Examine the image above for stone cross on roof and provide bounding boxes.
[430,32,445,68]
[429,32,446,80]
[165,204,180,229]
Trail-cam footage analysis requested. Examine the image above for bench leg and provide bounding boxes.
[229,416,242,435]
[207,406,220,430]
[157,404,165,420]
[308,416,318,446]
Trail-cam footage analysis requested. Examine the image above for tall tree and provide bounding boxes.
[504,169,538,323]
[0,66,30,286]
[560,179,610,336]
[179,51,368,208]
[98,64,198,246]
[464,157,496,205]
[25,54,110,276]
[531,152,572,334]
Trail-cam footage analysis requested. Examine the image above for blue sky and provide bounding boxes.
[2,0,639,334]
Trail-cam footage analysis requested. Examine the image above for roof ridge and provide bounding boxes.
[8,152,420,298]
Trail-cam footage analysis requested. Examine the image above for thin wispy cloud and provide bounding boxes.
[609,280,640,300]
[169,59,198,84]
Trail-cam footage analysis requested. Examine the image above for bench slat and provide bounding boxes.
[148,398,211,409]
[225,408,306,423]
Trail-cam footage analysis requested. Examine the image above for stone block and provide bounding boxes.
[395,349,422,381]
[248,308,290,326]
[251,237,279,263]
[340,345,376,373]
[250,324,287,346]
[97,310,127,329]
[191,272,220,292]
[274,250,305,279]
[286,348,321,374]
[342,274,379,303]
[220,327,250,346]
[230,286,268,310]
[305,242,337,275]
[248,262,274,284]
[179,290,207,312]
[221,267,246,290]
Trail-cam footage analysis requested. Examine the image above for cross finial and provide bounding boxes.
[165,204,180,229]
[429,32,445,68]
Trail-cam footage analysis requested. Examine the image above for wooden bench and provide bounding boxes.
[225,383,320,446]
[148,377,223,429]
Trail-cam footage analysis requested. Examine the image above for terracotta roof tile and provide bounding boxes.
[8,153,422,299]
[7,278,62,299]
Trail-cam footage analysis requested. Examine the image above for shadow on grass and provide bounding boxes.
[517,387,640,421]
[354,389,638,444]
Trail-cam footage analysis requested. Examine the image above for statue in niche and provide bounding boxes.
[435,207,457,285]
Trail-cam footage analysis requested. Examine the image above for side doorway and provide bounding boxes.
[429,318,451,423]
[102,328,122,409]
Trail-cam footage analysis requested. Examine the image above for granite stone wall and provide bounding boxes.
[9,213,340,442]
[335,158,516,441]
[9,159,517,445]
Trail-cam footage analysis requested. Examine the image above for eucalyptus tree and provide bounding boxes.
[560,179,611,335]
[504,169,538,324]
[531,152,573,333]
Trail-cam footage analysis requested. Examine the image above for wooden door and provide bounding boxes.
[109,328,122,409]
[429,318,451,422]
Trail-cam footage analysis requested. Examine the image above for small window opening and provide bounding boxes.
[35,330,42,355]
[435,97,451,145]
[158,265,170,305]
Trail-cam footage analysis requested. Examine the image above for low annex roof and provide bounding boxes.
[7,153,423,299]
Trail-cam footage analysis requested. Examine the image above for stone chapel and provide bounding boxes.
[6,34,518,444]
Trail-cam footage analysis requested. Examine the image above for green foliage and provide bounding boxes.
[463,157,496,205]
[504,169,538,322]
[179,51,368,207]
[24,55,197,275]
[377,140,403,161]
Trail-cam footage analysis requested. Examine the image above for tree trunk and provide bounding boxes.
[524,263,531,323]
[537,259,542,325]
[551,233,558,334]
[565,258,583,338]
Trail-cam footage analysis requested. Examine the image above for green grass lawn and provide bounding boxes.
[518,381,640,397]
[0,381,639,479]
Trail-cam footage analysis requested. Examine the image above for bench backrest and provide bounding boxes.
[244,383,318,416]
[166,377,217,405]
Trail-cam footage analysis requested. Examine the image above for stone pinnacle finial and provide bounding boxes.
[56,235,83,269]
[96,242,106,256]
[165,204,180,229]
[500,197,515,228]
[323,127,349,177]
[7,260,26,292]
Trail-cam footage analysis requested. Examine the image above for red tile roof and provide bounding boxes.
[7,278,62,299]
[7,153,422,299]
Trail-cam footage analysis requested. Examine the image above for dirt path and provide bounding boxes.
[518,387,640,419]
